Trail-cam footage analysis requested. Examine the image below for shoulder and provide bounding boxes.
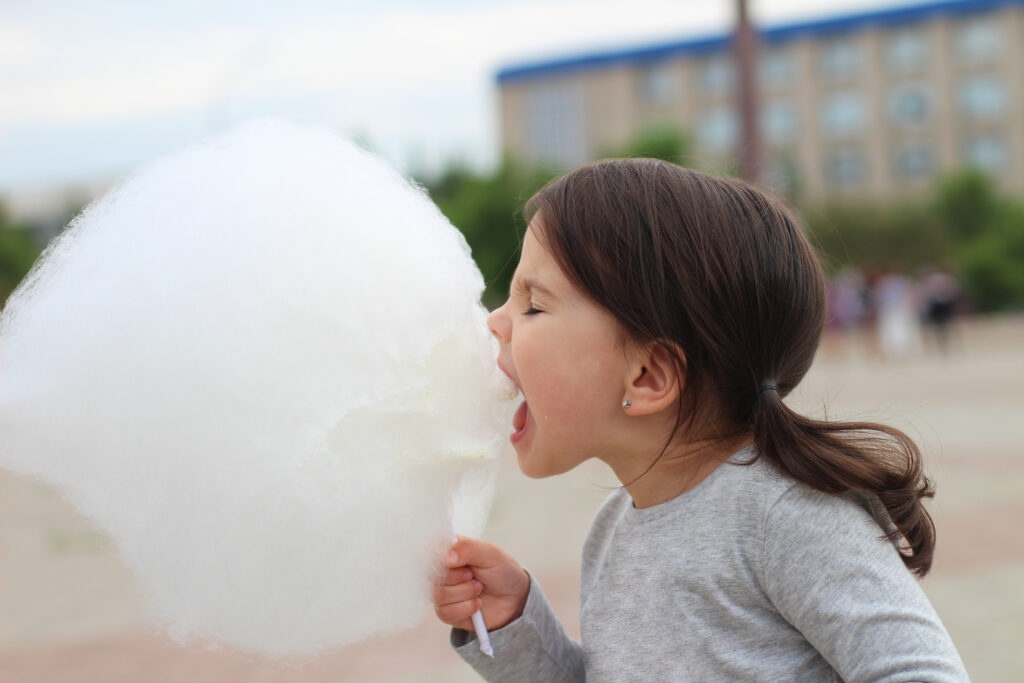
[705,450,802,527]
[764,475,895,548]
[759,467,911,603]
[716,449,892,538]
[712,453,903,583]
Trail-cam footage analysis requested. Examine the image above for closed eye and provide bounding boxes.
[523,307,543,315]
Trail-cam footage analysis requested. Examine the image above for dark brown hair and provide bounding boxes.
[525,158,935,577]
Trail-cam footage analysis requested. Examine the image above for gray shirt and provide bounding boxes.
[453,449,967,681]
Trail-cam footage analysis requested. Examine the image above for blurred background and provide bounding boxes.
[1,0,1022,680]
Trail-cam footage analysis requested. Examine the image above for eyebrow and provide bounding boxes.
[511,276,556,298]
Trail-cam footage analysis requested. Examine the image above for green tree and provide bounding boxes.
[931,170,1024,311]
[803,169,1024,311]
[0,204,43,305]
[934,169,999,242]
[952,201,1024,311]
[599,124,692,167]
[804,203,949,273]
[618,124,691,164]
[421,160,554,307]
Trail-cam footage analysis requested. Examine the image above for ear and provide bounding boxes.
[622,341,684,416]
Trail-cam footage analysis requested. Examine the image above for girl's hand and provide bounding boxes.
[434,536,531,632]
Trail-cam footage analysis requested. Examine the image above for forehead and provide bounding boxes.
[512,227,562,292]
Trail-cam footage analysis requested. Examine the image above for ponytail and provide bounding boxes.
[752,386,936,577]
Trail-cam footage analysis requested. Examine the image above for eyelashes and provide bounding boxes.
[523,307,543,315]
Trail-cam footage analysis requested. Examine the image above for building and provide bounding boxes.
[496,0,1024,203]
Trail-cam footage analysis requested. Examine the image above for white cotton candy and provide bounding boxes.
[0,119,516,656]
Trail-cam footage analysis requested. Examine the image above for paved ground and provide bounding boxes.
[1,315,1022,681]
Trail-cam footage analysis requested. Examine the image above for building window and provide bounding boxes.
[885,28,928,72]
[955,15,1003,63]
[639,63,678,104]
[958,76,1006,120]
[758,49,792,89]
[822,91,866,137]
[761,102,798,143]
[697,109,739,150]
[526,85,586,166]
[888,85,932,127]
[964,135,1007,171]
[826,148,865,185]
[698,57,734,94]
[819,40,861,80]
[893,142,934,178]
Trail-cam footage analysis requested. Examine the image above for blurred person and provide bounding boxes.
[874,269,921,360]
[433,160,966,681]
[823,266,867,358]
[862,268,883,357]
[920,267,961,355]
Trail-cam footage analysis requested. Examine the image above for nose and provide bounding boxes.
[487,302,511,344]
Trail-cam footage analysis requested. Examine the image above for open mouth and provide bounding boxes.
[513,400,527,432]
[511,400,529,444]
[497,361,528,443]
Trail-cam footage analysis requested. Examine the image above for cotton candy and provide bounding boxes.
[0,119,516,656]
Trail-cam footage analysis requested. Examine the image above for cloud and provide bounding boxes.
[1,0,723,128]
[0,0,910,189]
[0,21,49,68]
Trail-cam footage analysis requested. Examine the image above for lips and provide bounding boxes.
[497,360,519,390]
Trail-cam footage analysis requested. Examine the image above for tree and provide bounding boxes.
[421,160,554,308]
[951,199,1024,311]
[0,203,43,305]
[934,169,998,242]
[804,203,948,273]
[604,124,692,166]
[804,169,1024,311]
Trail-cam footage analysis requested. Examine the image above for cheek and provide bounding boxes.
[517,332,622,426]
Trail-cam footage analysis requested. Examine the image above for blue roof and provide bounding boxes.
[496,0,1024,84]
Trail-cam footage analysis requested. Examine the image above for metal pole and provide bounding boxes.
[736,0,761,182]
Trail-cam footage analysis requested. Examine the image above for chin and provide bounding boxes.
[513,447,548,479]
[515,448,578,480]
[516,453,550,479]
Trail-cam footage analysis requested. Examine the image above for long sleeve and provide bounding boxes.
[763,486,968,683]
[451,572,584,682]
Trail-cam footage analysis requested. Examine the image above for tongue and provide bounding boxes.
[513,401,528,431]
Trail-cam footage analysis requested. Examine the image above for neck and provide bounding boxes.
[608,431,753,509]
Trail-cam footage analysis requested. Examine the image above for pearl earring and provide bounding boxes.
[621,400,632,408]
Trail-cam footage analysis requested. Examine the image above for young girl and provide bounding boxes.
[433,159,967,681]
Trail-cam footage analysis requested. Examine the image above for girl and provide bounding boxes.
[433,159,966,681]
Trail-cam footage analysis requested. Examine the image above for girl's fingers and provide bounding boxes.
[433,575,484,628]
[434,596,481,627]
[441,567,474,586]
[433,579,482,607]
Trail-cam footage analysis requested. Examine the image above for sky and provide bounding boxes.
[0,0,913,196]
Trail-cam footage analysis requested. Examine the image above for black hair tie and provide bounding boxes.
[757,381,778,394]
